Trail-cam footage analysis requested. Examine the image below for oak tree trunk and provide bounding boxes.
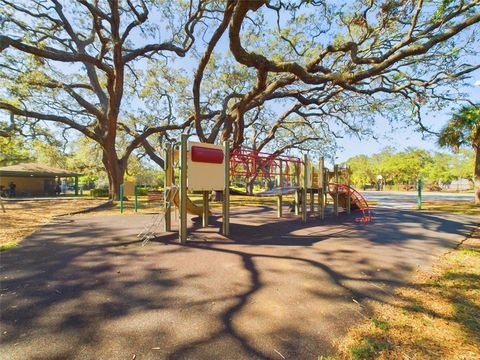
[102,149,127,201]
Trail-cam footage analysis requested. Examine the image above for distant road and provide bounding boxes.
[362,190,474,210]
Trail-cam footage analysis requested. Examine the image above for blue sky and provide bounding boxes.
[333,75,480,163]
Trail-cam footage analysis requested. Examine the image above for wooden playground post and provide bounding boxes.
[334,164,339,216]
[277,159,283,218]
[319,157,324,219]
[178,134,188,243]
[294,162,300,216]
[222,140,230,236]
[324,169,329,209]
[309,188,314,214]
[134,183,138,213]
[346,165,351,214]
[202,191,209,227]
[309,161,314,213]
[164,143,172,232]
[302,154,308,223]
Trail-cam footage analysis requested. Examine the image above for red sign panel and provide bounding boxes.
[191,146,224,164]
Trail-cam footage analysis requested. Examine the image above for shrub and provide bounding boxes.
[90,188,109,197]
[136,187,152,196]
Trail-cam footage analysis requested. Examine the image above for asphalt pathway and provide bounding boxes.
[0,205,477,359]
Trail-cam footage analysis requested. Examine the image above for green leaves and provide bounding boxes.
[436,0,457,18]
[346,147,474,187]
[0,133,34,166]
[438,105,480,151]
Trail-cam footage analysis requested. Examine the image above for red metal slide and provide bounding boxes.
[328,183,372,223]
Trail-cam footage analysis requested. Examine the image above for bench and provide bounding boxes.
[147,190,164,202]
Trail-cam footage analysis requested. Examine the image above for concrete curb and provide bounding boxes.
[53,200,114,217]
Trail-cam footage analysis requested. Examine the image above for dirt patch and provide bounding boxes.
[0,198,107,245]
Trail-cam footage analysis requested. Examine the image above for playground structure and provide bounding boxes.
[139,134,371,244]
[229,147,371,224]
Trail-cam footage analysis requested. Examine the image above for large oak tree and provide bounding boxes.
[0,0,205,199]
[1,0,480,200]
[192,0,480,151]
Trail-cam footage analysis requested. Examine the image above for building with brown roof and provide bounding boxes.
[0,163,81,197]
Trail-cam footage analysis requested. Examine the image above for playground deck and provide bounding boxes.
[0,206,477,359]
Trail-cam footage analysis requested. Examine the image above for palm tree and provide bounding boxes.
[438,105,480,204]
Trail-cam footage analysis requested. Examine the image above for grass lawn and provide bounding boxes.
[339,226,480,359]
[0,241,18,251]
[419,200,480,215]
[0,198,108,246]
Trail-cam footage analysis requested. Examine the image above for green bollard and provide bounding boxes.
[417,178,423,210]
[120,183,124,214]
[134,183,138,213]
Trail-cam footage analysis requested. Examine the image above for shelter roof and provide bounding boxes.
[0,163,81,178]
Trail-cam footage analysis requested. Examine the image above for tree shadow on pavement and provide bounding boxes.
[0,207,477,359]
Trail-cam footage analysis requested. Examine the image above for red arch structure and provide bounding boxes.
[230,148,372,224]
[329,183,371,223]
[230,148,302,185]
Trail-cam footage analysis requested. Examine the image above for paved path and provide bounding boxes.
[0,206,477,359]
[363,190,474,209]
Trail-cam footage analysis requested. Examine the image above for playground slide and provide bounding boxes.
[328,184,371,223]
[336,191,360,210]
[171,191,209,216]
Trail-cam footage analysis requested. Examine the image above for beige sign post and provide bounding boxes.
[334,164,339,216]
[277,160,283,218]
[179,134,188,243]
[302,154,308,223]
[318,157,324,219]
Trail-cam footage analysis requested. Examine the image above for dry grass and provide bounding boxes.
[202,194,287,208]
[419,200,480,215]
[84,194,295,216]
[339,227,480,360]
[83,196,168,215]
[84,193,366,216]
[0,198,108,246]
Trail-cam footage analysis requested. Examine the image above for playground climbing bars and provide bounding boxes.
[230,148,303,182]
